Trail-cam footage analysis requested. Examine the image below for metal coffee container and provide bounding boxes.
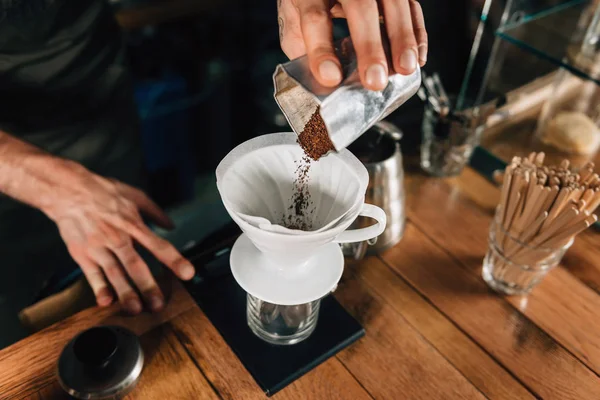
[273,35,421,151]
[342,121,406,259]
[58,326,144,399]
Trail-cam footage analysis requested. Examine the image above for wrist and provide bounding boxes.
[0,131,93,217]
[36,158,90,219]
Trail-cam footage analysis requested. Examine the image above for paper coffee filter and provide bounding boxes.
[216,132,368,232]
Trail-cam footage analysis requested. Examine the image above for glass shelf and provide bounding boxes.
[496,0,600,85]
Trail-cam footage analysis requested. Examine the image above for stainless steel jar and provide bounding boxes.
[341,121,405,259]
[58,326,144,399]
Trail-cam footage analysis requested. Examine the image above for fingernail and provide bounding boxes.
[319,60,342,83]
[418,44,428,65]
[126,299,142,314]
[150,295,164,311]
[399,48,418,72]
[180,263,195,280]
[365,63,387,90]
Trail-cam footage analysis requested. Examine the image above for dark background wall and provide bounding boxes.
[121,0,558,207]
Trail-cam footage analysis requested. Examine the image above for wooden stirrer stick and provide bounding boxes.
[513,184,543,238]
[582,188,595,204]
[519,211,548,244]
[504,191,523,233]
[562,210,591,232]
[585,192,600,214]
[535,152,545,167]
[587,174,599,186]
[503,169,524,230]
[508,207,577,262]
[542,187,571,229]
[541,215,597,250]
[499,165,515,224]
[534,206,579,249]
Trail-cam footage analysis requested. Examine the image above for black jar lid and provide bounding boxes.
[57,326,144,399]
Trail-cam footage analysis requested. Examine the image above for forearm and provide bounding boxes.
[0,131,84,214]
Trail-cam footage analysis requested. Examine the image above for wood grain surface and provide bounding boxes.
[405,175,600,378]
[0,279,196,400]
[345,257,535,399]
[125,325,219,400]
[2,167,600,399]
[334,272,487,400]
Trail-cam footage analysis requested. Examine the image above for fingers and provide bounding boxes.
[118,182,174,230]
[71,252,113,307]
[339,0,388,90]
[409,0,427,66]
[139,229,195,280]
[381,0,418,75]
[281,0,425,90]
[279,0,308,59]
[330,3,345,18]
[297,0,343,87]
[68,219,166,313]
[59,220,113,307]
[113,216,195,281]
[112,239,165,312]
[90,248,142,315]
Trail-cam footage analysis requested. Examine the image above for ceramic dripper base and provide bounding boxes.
[231,234,344,345]
[230,234,344,306]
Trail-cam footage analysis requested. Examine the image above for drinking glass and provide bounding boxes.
[420,101,482,177]
[482,215,573,295]
[247,294,320,345]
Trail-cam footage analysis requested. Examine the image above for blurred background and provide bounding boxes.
[116,0,483,209]
[116,0,589,209]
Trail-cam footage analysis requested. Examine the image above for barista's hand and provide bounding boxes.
[278,0,427,91]
[42,165,195,315]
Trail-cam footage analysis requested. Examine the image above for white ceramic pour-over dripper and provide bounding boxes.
[259,197,360,234]
[235,199,360,235]
[216,132,387,268]
[232,202,385,265]
[227,199,384,305]
[235,212,271,228]
[217,132,368,234]
[231,233,345,305]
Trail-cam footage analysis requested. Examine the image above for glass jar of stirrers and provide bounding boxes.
[483,152,599,295]
[247,294,320,345]
[483,209,573,295]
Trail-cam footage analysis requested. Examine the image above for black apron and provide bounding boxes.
[0,0,144,340]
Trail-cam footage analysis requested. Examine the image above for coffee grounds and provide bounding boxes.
[283,107,334,230]
[297,108,335,161]
[284,155,314,230]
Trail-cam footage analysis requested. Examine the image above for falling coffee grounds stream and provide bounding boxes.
[285,108,335,230]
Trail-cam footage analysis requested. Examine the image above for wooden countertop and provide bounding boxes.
[2,167,600,399]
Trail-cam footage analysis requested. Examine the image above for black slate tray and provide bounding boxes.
[182,223,365,396]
